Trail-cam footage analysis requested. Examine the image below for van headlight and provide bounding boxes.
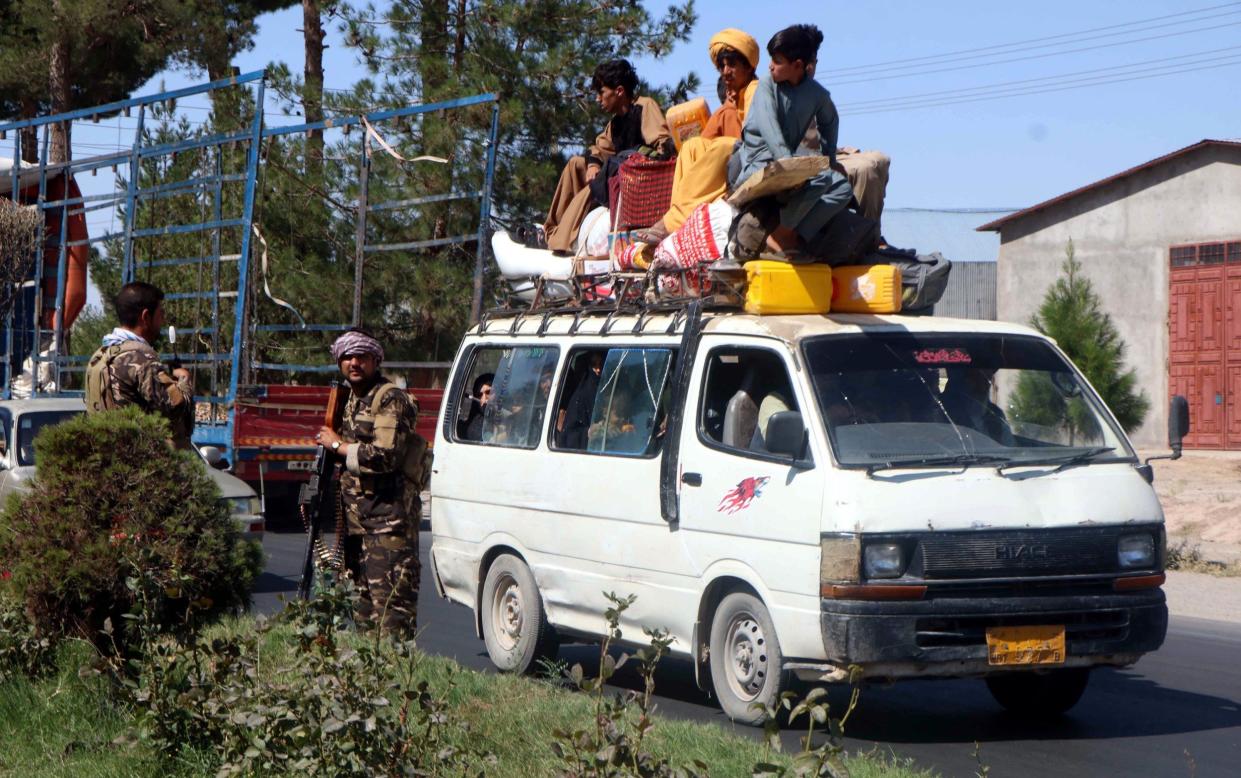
[863,543,905,579]
[227,497,263,517]
[1118,533,1155,569]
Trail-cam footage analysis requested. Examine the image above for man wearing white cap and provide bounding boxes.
[317,329,425,636]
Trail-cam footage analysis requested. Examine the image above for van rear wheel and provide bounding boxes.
[480,554,558,674]
[709,591,785,725]
[985,668,1090,716]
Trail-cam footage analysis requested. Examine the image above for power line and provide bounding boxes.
[822,1,1241,75]
[838,44,1241,110]
[830,18,1241,86]
[845,57,1241,115]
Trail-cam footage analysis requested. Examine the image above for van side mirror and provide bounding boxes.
[1168,394,1190,458]
[766,411,812,468]
[1142,394,1192,478]
[199,445,228,470]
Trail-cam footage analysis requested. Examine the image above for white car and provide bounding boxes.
[0,397,264,540]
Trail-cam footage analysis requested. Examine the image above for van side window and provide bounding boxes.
[700,348,799,457]
[454,345,559,448]
[553,347,674,457]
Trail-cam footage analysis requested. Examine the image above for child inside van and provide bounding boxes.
[735,24,853,259]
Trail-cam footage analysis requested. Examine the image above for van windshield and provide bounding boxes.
[802,333,1134,469]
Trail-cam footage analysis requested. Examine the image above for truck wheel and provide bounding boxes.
[709,591,785,725]
[480,554,558,674]
[985,668,1090,716]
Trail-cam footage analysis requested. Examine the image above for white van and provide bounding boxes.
[429,307,1180,723]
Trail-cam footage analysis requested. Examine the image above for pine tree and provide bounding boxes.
[1014,240,1149,434]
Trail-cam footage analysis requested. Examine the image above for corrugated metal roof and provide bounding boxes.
[976,139,1241,232]
[882,208,1013,263]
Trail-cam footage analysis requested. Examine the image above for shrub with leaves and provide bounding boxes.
[0,588,55,682]
[120,576,491,776]
[551,592,708,778]
[0,406,262,656]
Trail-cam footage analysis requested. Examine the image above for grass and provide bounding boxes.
[0,617,938,778]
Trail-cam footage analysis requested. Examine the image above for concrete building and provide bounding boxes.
[883,207,1011,320]
[979,139,1241,448]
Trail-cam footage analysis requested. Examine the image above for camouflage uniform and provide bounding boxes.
[85,339,194,449]
[339,378,422,635]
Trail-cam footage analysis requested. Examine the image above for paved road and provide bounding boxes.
[256,529,1241,777]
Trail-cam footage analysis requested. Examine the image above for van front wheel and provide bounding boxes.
[709,591,785,725]
[480,554,558,674]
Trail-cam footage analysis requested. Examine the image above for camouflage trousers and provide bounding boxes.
[343,516,420,637]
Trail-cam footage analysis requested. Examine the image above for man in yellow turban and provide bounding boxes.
[636,29,761,243]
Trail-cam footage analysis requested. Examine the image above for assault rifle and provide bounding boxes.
[297,380,349,600]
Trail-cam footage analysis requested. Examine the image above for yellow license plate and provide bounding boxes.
[985,625,1066,666]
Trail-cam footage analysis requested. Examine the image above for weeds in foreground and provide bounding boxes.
[550,592,870,778]
[111,575,492,775]
[1166,539,1241,576]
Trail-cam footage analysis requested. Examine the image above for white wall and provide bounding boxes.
[995,145,1241,446]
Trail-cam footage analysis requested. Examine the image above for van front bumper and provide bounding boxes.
[819,588,1167,673]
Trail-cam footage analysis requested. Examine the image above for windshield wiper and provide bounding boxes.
[996,446,1116,475]
[866,453,1010,476]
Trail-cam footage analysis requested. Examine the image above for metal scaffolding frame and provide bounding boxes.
[1,71,500,464]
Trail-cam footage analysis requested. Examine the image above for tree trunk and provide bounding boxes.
[19,98,38,164]
[48,0,71,164]
[453,0,467,72]
[302,0,325,176]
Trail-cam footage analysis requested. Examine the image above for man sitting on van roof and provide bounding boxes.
[736,24,853,260]
[541,59,675,254]
[636,28,761,245]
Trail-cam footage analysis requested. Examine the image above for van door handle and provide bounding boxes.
[681,472,702,487]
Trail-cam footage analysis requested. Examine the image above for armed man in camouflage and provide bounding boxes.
[316,329,425,636]
[85,282,194,449]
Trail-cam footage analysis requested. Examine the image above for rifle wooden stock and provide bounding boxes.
[297,381,349,600]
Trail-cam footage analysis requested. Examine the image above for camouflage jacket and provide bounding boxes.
[86,339,194,449]
[339,378,421,535]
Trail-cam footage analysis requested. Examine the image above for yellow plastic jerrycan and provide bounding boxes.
[830,264,902,313]
[743,260,833,315]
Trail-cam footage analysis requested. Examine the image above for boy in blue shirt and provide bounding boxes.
[737,24,853,258]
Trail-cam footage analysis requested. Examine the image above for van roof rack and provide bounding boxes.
[480,266,744,334]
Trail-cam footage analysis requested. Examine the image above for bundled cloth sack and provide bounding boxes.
[651,200,737,294]
[854,248,952,315]
[576,206,612,257]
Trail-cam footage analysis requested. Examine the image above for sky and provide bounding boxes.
[124,0,1241,209]
[34,0,1241,305]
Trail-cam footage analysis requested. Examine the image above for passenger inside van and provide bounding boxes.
[556,351,604,449]
[940,367,1014,444]
[457,372,494,441]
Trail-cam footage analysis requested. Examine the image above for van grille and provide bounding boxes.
[915,526,1150,579]
[915,610,1130,648]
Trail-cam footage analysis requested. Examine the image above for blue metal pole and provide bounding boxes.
[47,198,70,395]
[3,132,20,398]
[122,104,147,284]
[0,70,266,134]
[471,101,501,324]
[225,78,268,460]
[29,124,49,391]
[211,146,223,402]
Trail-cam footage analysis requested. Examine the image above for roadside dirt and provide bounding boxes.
[1149,452,1241,547]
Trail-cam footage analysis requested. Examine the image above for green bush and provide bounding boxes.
[0,407,262,657]
[0,589,55,682]
[120,577,490,776]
